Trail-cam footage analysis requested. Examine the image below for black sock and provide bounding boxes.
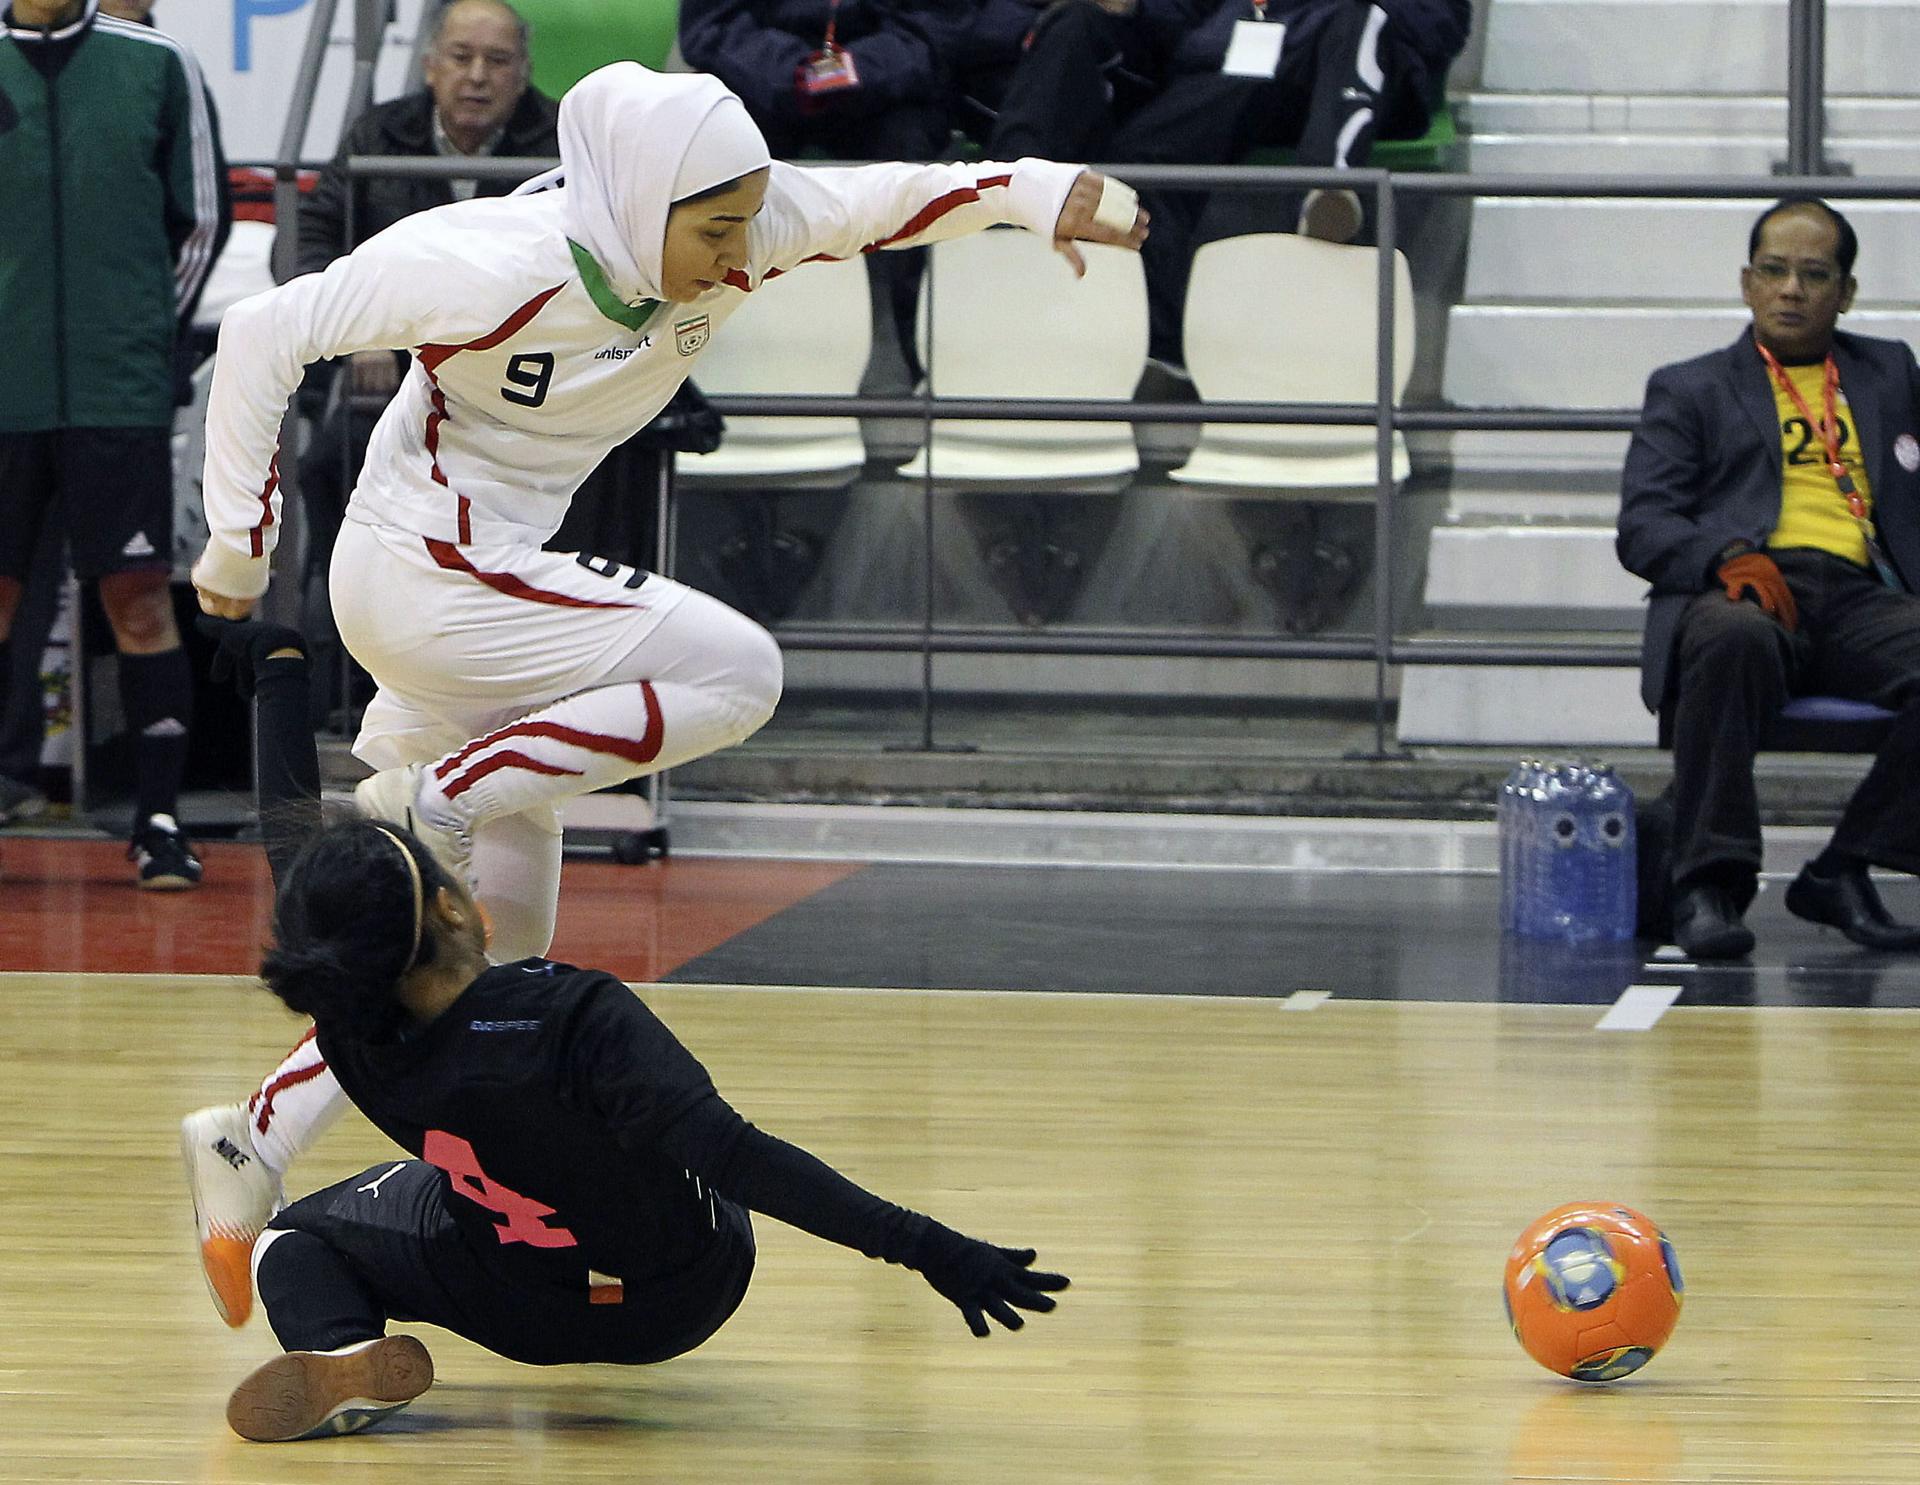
[116,647,192,828]
[1811,845,1864,877]
[256,1228,387,1354]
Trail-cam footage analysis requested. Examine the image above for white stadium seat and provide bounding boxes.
[898,230,1147,489]
[1173,234,1415,495]
[676,254,872,488]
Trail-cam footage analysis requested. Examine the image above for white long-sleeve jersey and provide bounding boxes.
[195,157,1080,601]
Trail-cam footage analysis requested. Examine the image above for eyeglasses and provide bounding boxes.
[1748,260,1841,289]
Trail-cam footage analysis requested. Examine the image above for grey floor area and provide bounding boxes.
[662,860,1920,1009]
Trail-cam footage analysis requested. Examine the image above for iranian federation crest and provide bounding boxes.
[675,314,711,357]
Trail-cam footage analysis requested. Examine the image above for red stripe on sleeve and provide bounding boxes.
[725,172,1016,291]
[248,453,281,558]
[869,175,1010,251]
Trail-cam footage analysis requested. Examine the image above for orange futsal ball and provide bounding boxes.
[1503,1201,1683,1382]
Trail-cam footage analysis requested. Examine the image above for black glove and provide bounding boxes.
[195,614,310,698]
[912,1223,1070,1337]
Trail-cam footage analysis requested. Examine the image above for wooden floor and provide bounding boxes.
[3,841,1920,1475]
[4,843,1920,1481]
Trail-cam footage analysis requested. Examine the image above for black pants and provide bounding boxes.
[1109,5,1430,364]
[1669,549,1920,892]
[981,2,1164,159]
[264,1161,756,1368]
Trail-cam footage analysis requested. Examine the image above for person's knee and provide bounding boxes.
[1677,599,1782,674]
[97,572,181,653]
[1031,0,1118,52]
[726,620,784,739]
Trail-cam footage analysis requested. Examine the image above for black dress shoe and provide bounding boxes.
[1672,883,1756,960]
[1784,863,1920,951]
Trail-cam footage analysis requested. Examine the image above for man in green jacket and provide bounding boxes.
[0,0,225,887]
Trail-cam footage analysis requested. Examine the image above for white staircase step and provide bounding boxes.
[1398,664,1655,747]
[1424,525,1644,629]
[1455,92,1920,136]
[1463,199,1920,305]
[1446,432,1637,480]
[1440,480,1628,523]
[1459,133,1920,175]
[1443,306,1920,409]
[1481,0,1920,97]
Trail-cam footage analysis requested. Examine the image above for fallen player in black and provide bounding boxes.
[196,617,1069,1443]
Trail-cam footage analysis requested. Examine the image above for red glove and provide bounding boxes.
[1718,551,1799,631]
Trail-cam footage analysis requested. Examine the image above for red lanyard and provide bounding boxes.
[1756,344,1870,525]
[823,0,840,50]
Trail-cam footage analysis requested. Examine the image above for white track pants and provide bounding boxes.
[331,517,782,960]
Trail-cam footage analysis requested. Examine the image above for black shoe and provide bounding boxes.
[130,814,203,892]
[0,774,47,827]
[1672,883,1755,960]
[1784,862,1920,951]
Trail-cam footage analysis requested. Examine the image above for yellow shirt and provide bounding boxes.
[1767,360,1872,565]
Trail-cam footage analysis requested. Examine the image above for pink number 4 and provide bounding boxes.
[424,1130,578,1249]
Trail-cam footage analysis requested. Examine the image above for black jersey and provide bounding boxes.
[316,960,935,1288]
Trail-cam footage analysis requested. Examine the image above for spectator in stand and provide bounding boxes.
[678,0,951,382]
[980,0,1470,374]
[953,1,1167,158]
[291,0,559,284]
[0,0,226,886]
[1619,198,1920,961]
[282,0,558,686]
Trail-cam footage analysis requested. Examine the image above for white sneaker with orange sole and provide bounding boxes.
[180,1104,283,1327]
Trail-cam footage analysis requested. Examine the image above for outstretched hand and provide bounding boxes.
[195,614,310,698]
[914,1226,1070,1337]
[1052,169,1149,278]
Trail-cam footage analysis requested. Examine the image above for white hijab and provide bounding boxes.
[557,62,770,305]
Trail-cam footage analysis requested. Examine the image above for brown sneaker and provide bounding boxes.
[226,1335,434,1442]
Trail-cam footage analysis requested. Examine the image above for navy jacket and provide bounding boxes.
[678,0,944,129]
[1161,0,1473,76]
[1617,327,1920,711]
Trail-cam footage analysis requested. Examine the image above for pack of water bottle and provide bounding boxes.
[1499,760,1638,942]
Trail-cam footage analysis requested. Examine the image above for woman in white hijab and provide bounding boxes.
[183,60,1146,1336]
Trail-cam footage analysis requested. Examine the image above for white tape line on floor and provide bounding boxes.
[1596,984,1683,1031]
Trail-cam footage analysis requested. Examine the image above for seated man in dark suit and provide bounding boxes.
[1618,197,1920,959]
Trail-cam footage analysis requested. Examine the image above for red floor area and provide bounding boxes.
[0,837,861,981]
